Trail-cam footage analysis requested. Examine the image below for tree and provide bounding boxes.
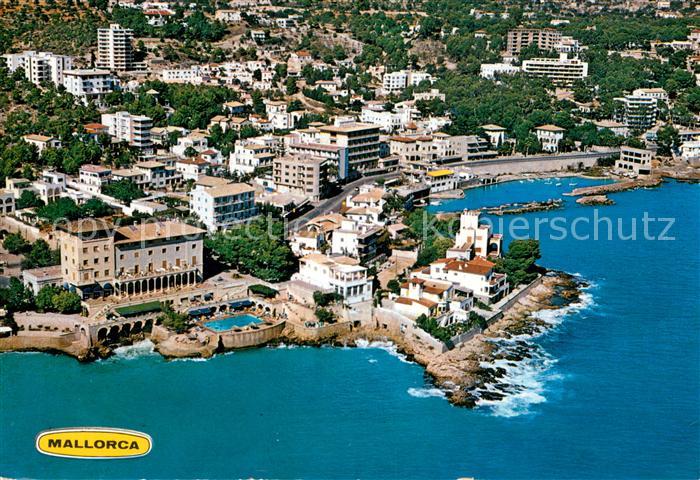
[183,146,198,158]
[205,216,296,282]
[314,307,335,324]
[80,198,113,217]
[158,303,189,333]
[285,77,298,95]
[495,239,541,287]
[0,278,34,313]
[36,285,61,312]
[17,190,44,209]
[387,279,401,295]
[21,240,60,269]
[3,233,30,254]
[36,198,81,222]
[313,291,343,307]
[102,179,145,205]
[52,289,82,314]
[656,125,680,156]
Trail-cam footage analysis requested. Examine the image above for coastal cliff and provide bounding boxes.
[333,273,584,408]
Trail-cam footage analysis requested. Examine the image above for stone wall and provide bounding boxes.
[286,320,353,340]
[0,332,76,352]
[495,275,545,315]
[373,307,448,353]
[218,321,286,349]
[0,216,59,249]
[467,154,604,176]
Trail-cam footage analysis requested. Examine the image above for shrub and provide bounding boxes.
[249,284,278,298]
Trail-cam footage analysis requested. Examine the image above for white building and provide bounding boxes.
[79,164,112,194]
[632,88,669,104]
[214,10,242,22]
[614,95,658,131]
[175,158,209,181]
[3,50,73,87]
[229,137,277,174]
[449,210,502,259]
[63,69,118,106]
[22,134,61,154]
[480,63,521,79]
[96,23,136,71]
[382,70,435,93]
[681,141,700,162]
[535,125,566,152]
[101,111,153,149]
[189,178,257,232]
[412,256,509,303]
[394,278,473,326]
[522,54,588,86]
[480,124,507,147]
[360,104,421,133]
[616,146,653,176]
[172,132,209,158]
[424,169,458,193]
[293,254,373,304]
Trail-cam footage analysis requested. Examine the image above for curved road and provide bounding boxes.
[289,150,618,230]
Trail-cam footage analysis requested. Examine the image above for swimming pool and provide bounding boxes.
[204,314,262,332]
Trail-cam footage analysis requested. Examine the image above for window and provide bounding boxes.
[93,246,98,253]
[104,270,109,276]
[83,260,88,266]
[120,254,124,260]
[162,248,166,254]
[104,257,108,263]
[82,248,87,254]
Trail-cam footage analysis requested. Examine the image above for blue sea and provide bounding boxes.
[1,178,699,479]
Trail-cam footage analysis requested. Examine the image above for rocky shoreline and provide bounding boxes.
[0,272,585,411]
[328,272,585,409]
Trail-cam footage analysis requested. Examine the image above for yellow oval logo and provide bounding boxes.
[36,428,152,459]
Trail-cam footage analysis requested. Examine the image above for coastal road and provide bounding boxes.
[287,150,617,231]
[289,171,400,230]
[450,149,619,169]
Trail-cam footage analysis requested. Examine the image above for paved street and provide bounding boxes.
[288,150,618,231]
[288,171,400,230]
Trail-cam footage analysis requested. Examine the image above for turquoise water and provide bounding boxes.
[204,314,262,331]
[1,178,698,479]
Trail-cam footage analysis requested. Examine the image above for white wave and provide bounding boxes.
[170,356,208,362]
[355,339,412,363]
[407,387,446,399]
[111,340,157,360]
[532,290,594,327]
[475,280,592,417]
[475,347,556,417]
[273,343,298,349]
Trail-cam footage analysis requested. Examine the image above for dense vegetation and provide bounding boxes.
[0,279,81,316]
[205,217,296,282]
[415,311,487,343]
[495,239,542,287]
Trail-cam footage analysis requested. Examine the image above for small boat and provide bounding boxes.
[555,182,562,186]
[569,182,577,186]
